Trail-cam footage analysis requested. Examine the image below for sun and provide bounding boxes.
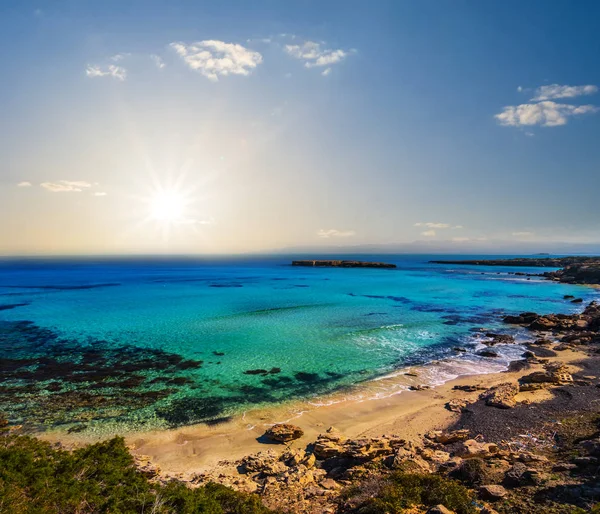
[150,191,186,223]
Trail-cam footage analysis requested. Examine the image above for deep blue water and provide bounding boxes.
[0,254,596,433]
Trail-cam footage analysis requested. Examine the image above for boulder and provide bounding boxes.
[477,349,499,358]
[455,439,499,459]
[426,429,470,445]
[479,484,508,501]
[445,399,469,413]
[264,423,304,443]
[482,382,519,409]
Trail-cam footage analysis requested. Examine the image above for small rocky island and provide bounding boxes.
[431,256,600,285]
[292,260,396,269]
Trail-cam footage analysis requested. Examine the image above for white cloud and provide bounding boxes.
[414,222,451,229]
[150,54,165,69]
[110,53,130,62]
[317,229,356,238]
[284,72,292,79]
[512,231,534,237]
[452,237,470,242]
[321,67,332,76]
[517,86,523,92]
[93,192,107,197]
[421,230,436,237]
[170,40,262,81]
[86,64,127,81]
[40,181,93,193]
[531,84,598,101]
[525,131,535,137]
[17,181,32,187]
[285,41,354,69]
[495,101,598,127]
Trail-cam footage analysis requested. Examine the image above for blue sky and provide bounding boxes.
[1,1,599,254]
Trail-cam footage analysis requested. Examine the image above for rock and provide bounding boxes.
[579,438,600,457]
[445,399,469,413]
[455,439,499,459]
[264,423,304,443]
[427,505,455,514]
[479,484,508,501]
[482,382,519,409]
[319,478,341,490]
[426,429,470,445]
[453,347,467,352]
[391,448,431,473]
[280,448,306,466]
[571,298,584,303]
[484,333,515,345]
[477,349,499,358]
[409,384,431,391]
[453,384,485,392]
[529,317,557,330]
[451,458,496,486]
[240,450,286,474]
[503,462,528,488]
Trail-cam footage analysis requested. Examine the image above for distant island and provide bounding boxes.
[292,260,396,269]
[431,256,600,285]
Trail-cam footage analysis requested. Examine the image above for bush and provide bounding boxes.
[0,434,272,513]
[348,472,477,514]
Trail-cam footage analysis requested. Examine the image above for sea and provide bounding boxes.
[0,254,596,435]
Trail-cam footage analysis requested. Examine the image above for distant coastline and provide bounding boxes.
[292,259,396,269]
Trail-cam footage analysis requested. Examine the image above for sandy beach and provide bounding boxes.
[41,344,589,478]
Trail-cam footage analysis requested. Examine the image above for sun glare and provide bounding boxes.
[150,191,186,222]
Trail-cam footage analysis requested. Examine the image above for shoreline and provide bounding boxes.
[40,341,588,476]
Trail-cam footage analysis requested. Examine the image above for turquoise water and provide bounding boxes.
[0,255,596,432]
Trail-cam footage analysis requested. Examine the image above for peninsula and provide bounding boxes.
[292,260,396,269]
[431,256,600,285]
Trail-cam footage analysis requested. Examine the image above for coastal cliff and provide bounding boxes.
[292,260,396,269]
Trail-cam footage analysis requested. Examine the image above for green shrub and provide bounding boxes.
[350,472,477,514]
[0,434,272,513]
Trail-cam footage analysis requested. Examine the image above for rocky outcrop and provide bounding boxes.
[292,260,396,269]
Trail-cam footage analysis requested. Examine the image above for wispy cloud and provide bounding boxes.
[415,222,463,229]
[17,181,32,187]
[40,181,93,193]
[495,101,598,127]
[93,192,107,197]
[285,40,354,69]
[110,53,131,62]
[170,40,262,81]
[150,54,165,69]
[317,229,356,238]
[421,230,436,237]
[531,84,598,102]
[321,68,332,77]
[86,65,127,81]
[512,231,534,237]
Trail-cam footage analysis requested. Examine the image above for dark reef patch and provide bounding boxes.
[0,303,29,311]
[0,319,205,428]
[3,283,121,290]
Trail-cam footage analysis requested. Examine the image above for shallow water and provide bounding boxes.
[0,254,596,433]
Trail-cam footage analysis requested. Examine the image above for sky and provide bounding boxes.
[1,0,600,255]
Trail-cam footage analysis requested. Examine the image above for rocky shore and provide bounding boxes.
[430,256,600,285]
[119,300,600,513]
[292,260,397,269]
